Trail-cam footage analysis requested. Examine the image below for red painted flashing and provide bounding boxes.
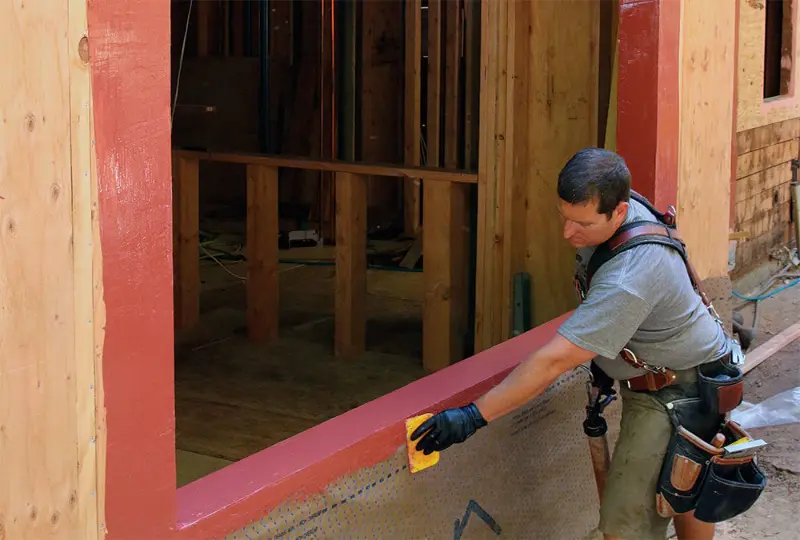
[89,0,176,538]
[617,0,681,210]
[175,314,570,538]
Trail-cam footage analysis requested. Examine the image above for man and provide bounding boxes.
[411,148,735,540]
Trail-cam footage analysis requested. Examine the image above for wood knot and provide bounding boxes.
[49,511,59,526]
[51,183,61,201]
[25,114,35,132]
[29,506,37,521]
[69,492,78,508]
[6,218,16,235]
[78,36,90,64]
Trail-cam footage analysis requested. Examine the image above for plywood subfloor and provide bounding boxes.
[175,261,427,486]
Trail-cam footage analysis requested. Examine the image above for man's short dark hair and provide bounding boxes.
[557,148,631,218]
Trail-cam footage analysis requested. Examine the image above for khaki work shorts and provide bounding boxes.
[598,371,700,540]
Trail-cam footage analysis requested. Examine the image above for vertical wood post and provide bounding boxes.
[617,0,680,209]
[246,164,280,342]
[404,0,422,235]
[173,155,200,329]
[335,172,367,357]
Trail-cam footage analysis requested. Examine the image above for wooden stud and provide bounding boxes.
[197,0,211,57]
[427,0,443,168]
[173,155,200,329]
[463,0,481,170]
[335,172,367,357]
[246,164,280,342]
[475,0,509,352]
[1,0,89,536]
[403,0,422,235]
[421,0,469,372]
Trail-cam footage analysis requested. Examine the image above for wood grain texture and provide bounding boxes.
[736,139,799,178]
[736,117,800,154]
[475,0,508,352]
[70,0,102,535]
[737,0,800,131]
[173,149,478,183]
[743,321,800,374]
[677,0,737,280]
[335,172,367,357]
[403,0,422,235]
[475,0,597,349]
[173,156,200,329]
[246,165,280,342]
[1,0,83,537]
[518,0,597,326]
[736,161,793,203]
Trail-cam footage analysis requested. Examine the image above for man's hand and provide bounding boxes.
[410,403,487,454]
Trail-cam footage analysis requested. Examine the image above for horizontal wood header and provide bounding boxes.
[173,149,478,184]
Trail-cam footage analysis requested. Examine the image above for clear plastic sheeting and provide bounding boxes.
[731,387,800,430]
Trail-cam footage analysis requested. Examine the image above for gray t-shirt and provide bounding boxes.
[557,198,731,380]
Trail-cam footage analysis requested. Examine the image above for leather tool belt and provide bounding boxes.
[654,395,766,523]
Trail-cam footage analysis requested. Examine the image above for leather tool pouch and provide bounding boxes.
[655,398,767,522]
[697,361,744,416]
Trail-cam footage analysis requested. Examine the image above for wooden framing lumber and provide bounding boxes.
[173,155,201,329]
[1,0,99,536]
[173,149,478,184]
[421,0,469,372]
[743,321,800,374]
[403,0,422,235]
[427,0,443,168]
[246,164,280,342]
[334,172,367,357]
[70,0,102,534]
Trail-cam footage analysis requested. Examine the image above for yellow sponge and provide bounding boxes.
[405,413,440,473]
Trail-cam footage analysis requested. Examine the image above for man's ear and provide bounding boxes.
[613,200,629,223]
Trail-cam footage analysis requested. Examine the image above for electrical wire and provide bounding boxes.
[171,0,194,126]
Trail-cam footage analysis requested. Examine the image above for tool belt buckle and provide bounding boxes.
[621,348,677,392]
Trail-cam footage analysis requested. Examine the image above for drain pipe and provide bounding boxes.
[791,159,800,255]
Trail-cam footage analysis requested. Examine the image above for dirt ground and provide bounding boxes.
[707,270,800,540]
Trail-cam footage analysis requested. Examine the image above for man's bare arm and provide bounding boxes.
[409,332,597,454]
[474,333,597,422]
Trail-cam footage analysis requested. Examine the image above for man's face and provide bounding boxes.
[557,197,628,249]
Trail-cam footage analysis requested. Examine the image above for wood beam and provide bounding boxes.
[172,149,479,183]
[617,0,681,209]
[173,155,200,329]
[246,164,280,342]
[335,172,367,357]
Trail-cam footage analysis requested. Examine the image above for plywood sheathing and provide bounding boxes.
[1,0,103,537]
[676,0,737,283]
[737,0,800,131]
[476,0,598,351]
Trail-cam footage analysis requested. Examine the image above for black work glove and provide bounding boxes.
[410,403,487,455]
